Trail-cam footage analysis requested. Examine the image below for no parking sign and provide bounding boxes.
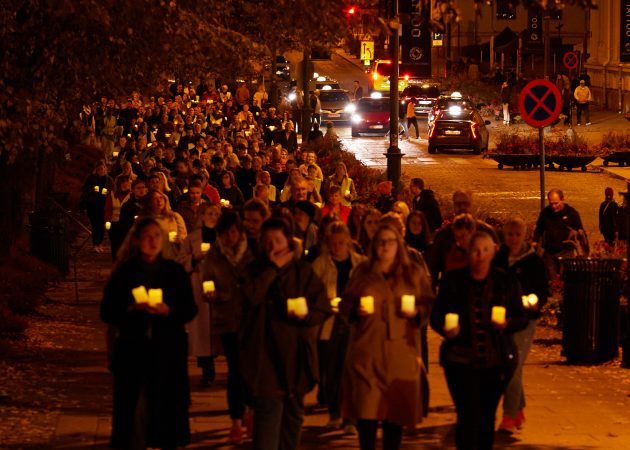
[518,80,562,128]
[563,51,578,70]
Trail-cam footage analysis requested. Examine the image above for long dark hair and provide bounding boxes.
[114,217,163,266]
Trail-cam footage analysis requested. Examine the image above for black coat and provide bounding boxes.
[240,257,331,398]
[277,130,298,154]
[430,267,528,376]
[599,200,618,240]
[534,204,584,255]
[494,245,549,320]
[412,190,443,233]
[100,256,197,449]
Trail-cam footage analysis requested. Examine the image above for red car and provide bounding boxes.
[351,96,391,137]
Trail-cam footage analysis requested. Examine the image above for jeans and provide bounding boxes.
[406,117,419,138]
[576,102,590,124]
[503,320,537,417]
[252,395,304,450]
[444,363,505,450]
[220,333,247,420]
[318,322,350,417]
[357,419,403,450]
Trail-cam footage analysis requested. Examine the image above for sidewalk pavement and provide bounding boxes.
[12,242,628,450]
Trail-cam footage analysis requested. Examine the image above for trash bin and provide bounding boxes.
[561,258,623,364]
[28,208,69,274]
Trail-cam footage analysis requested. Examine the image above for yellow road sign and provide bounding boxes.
[361,41,374,62]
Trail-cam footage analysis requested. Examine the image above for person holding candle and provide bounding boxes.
[494,217,548,434]
[177,203,221,387]
[324,162,356,207]
[240,217,331,450]
[200,211,255,444]
[104,175,132,261]
[100,217,198,450]
[139,189,187,260]
[321,186,352,224]
[340,222,434,450]
[430,230,528,450]
[218,170,245,210]
[80,160,114,253]
[312,221,367,433]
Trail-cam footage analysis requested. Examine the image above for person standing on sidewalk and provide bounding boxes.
[599,187,619,246]
[494,217,548,434]
[353,80,364,102]
[573,79,592,126]
[405,100,419,139]
[500,81,511,126]
[100,217,198,450]
[430,230,528,450]
[240,217,331,450]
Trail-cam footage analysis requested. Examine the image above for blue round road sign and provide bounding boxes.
[518,80,562,128]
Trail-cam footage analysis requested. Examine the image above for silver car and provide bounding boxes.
[319,89,354,122]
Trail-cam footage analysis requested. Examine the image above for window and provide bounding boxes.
[496,0,516,20]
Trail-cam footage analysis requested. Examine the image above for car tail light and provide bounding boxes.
[470,122,478,139]
[428,123,436,139]
[373,73,378,80]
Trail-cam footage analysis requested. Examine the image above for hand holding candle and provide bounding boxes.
[491,306,507,328]
[102,188,108,195]
[93,186,100,192]
[132,286,149,304]
[400,294,416,317]
[105,221,111,230]
[200,243,211,254]
[147,288,163,307]
[359,296,374,316]
[287,297,308,319]
[203,280,216,301]
[444,312,460,338]
[330,297,342,313]
[168,231,178,243]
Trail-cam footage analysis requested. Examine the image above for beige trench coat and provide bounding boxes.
[340,260,434,427]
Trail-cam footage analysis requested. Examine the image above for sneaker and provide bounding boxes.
[343,424,358,435]
[515,410,525,429]
[586,122,591,126]
[498,416,517,434]
[228,425,244,444]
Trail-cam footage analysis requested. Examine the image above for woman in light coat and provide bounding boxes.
[177,203,221,386]
[340,222,434,450]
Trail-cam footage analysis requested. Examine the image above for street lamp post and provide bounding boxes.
[386,0,403,195]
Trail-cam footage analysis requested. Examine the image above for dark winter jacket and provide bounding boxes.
[534,204,584,255]
[412,189,443,233]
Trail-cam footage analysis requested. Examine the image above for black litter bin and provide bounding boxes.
[28,209,69,274]
[561,258,623,364]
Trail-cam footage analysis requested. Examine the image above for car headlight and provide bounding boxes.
[351,114,363,123]
[344,104,356,113]
[287,92,297,101]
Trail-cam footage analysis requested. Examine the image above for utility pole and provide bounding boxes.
[386,0,402,194]
[301,49,312,141]
[543,8,551,80]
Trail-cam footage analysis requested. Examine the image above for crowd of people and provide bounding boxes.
[83,80,595,450]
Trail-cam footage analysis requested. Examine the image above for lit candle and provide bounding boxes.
[492,306,506,325]
[132,286,149,304]
[287,297,309,317]
[168,231,177,242]
[331,297,342,313]
[527,294,539,307]
[401,294,416,315]
[94,186,100,192]
[200,243,211,253]
[148,288,163,306]
[220,199,230,207]
[360,296,375,315]
[102,188,108,195]
[112,151,119,158]
[444,313,459,331]
[521,295,529,307]
[203,280,215,294]
[183,188,188,194]
[105,221,111,230]
[345,189,351,197]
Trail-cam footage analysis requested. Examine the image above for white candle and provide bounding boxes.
[528,294,539,307]
[330,297,342,313]
[444,313,459,331]
[168,231,177,242]
[287,297,308,317]
[203,280,215,294]
[360,296,375,315]
[148,289,163,306]
[492,306,506,325]
[220,199,230,207]
[200,243,211,253]
[521,295,529,307]
[105,221,111,230]
[183,188,188,194]
[112,151,119,158]
[132,286,149,304]
[345,189,351,197]
[401,294,416,315]
[102,188,108,195]
[94,186,100,192]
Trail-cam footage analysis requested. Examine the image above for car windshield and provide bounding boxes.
[438,110,474,121]
[316,83,340,90]
[320,91,349,102]
[357,98,390,113]
[436,98,474,110]
[403,86,440,98]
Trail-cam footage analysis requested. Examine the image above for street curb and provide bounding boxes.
[598,166,630,183]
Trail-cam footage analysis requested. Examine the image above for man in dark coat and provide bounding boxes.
[599,187,618,246]
[410,178,443,234]
[277,122,298,155]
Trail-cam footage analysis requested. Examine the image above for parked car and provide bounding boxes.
[309,76,341,92]
[427,106,490,155]
[319,89,354,122]
[351,95,391,137]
